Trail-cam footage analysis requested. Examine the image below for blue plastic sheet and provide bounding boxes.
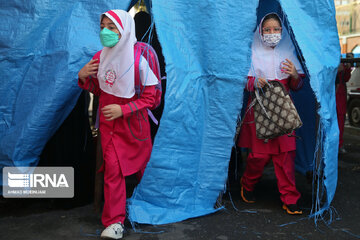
[0,1,132,184]
[279,0,340,212]
[128,0,340,224]
[128,1,258,224]
[0,0,339,225]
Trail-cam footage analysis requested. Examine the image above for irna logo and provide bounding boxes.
[8,172,69,188]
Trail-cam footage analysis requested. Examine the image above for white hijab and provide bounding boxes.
[248,13,304,80]
[97,10,137,98]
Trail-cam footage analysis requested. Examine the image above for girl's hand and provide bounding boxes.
[78,59,99,83]
[102,104,123,121]
[255,77,268,88]
[282,58,299,79]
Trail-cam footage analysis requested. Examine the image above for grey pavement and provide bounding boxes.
[1,125,360,240]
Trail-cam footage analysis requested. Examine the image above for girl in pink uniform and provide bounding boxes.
[78,9,158,239]
[238,13,305,215]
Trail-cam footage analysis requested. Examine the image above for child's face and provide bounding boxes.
[262,19,282,35]
[101,16,121,37]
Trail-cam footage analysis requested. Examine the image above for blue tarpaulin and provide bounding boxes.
[0,0,339,225]
[0,0,132,180]
[128,0,340,224]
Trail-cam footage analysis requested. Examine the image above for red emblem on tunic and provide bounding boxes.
[105,69,116,87]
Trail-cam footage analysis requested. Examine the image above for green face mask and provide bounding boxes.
[100,28,119,47]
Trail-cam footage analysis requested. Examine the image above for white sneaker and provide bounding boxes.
[101,222,124,239]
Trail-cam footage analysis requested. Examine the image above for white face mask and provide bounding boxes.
[262,33,282,47]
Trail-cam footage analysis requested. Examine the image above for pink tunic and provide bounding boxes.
[78,51,155,176]
[336,66,351,115]
[238,75,304,154]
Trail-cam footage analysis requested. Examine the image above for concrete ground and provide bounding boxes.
[1,126,360,240]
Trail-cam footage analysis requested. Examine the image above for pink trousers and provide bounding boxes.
[241,151,301,205]
[102,142,144,227]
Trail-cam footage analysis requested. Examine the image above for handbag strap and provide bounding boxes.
[254,87,271,120]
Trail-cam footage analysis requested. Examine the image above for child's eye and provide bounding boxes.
[262,27,282,33]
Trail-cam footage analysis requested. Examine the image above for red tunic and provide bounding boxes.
[78,51,156,176]
[336,65,351,115]
[238,75,304,154]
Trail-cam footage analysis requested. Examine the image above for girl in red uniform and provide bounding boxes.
[238,13,305,215]
[336,60,352,154]
[78,9,158,239]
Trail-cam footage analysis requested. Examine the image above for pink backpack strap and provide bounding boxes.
[134,43,142,97]
[133,42,162,113]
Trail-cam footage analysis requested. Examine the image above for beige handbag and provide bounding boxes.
[251,81,302,140]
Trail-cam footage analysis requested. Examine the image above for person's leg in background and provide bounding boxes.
[337,112,346,153]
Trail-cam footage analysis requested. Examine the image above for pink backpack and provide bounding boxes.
[133,42,162,110]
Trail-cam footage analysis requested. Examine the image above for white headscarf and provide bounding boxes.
[97,9,137,98]
[248,13,304,80]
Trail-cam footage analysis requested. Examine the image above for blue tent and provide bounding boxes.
[0,0,339,224]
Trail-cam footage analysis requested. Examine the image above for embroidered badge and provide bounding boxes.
[104,69,116,87]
